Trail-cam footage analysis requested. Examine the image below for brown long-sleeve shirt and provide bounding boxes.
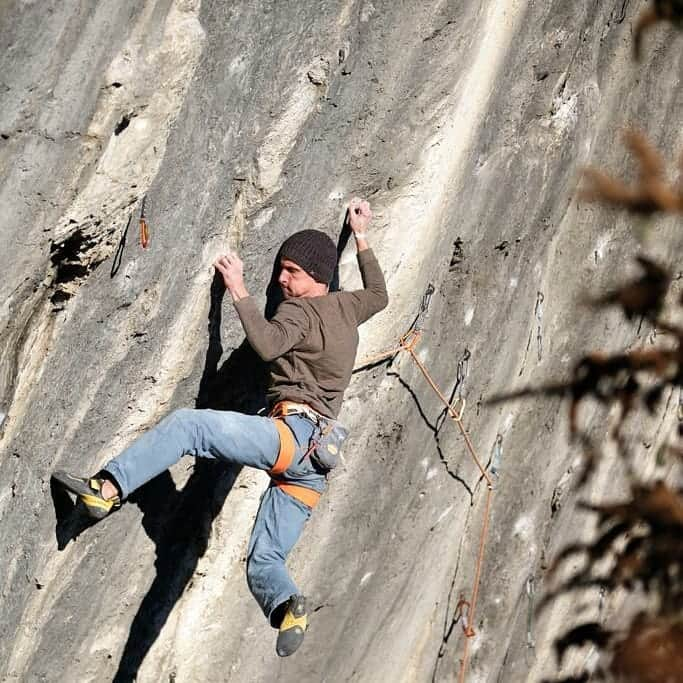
[234,248,388,418]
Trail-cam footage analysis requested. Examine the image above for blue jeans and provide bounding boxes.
[103,408,326,624]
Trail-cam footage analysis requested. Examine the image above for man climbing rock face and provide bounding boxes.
[53,197,388,657]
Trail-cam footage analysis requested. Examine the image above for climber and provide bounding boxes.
[52,197,388,657]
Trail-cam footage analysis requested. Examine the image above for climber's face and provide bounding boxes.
[278,259,326,299]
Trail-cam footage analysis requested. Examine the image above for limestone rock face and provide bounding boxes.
[1,1,681,681]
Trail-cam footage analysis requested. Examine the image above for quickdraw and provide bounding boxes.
[454,594,475,638]
[355,283,493,683]
[490,433,503,479]
[139,195,150,249]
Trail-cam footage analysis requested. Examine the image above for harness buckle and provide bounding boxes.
[269,401,323,424]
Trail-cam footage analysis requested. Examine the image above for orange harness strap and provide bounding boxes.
[269,418,322,509]
[270,419,296,476]
[273,482,321,509]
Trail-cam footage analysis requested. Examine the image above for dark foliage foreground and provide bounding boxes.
[489,109,682,683]
[491,4,683,678]
[490,253,682,680]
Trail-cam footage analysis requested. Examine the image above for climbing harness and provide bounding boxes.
[139,195,150,249]
[267,414,321,508]
[267,401,350,509]
[355,283,494,683]
[270,400,325,424]
[269,400,349,469]
[272,482,321,509]
[269,420,297,475]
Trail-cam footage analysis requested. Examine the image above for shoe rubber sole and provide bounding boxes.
[276,595,307,657]
[52,470,117,520]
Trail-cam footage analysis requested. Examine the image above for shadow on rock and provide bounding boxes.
[112,272,271,682]
[112,461,241,682]
[50,477,98,549]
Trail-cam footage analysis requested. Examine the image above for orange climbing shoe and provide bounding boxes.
[52,470,121,520]
[276,595,307,657]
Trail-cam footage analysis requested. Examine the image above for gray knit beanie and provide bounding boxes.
[279,229,337,284]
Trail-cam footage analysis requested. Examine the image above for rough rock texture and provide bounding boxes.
[1,1,681,681]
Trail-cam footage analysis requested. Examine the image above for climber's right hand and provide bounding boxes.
[214,252,249,302]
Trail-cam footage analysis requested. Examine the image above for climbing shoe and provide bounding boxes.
[52,470,121,520]
[276,594,307,657]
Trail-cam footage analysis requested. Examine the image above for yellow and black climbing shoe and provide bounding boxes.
[52,470,121,520]
[276,595,307,657]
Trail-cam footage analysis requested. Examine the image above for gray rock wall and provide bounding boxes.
[1,1,681,681]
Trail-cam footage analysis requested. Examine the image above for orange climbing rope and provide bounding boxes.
[356,314,493,683]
